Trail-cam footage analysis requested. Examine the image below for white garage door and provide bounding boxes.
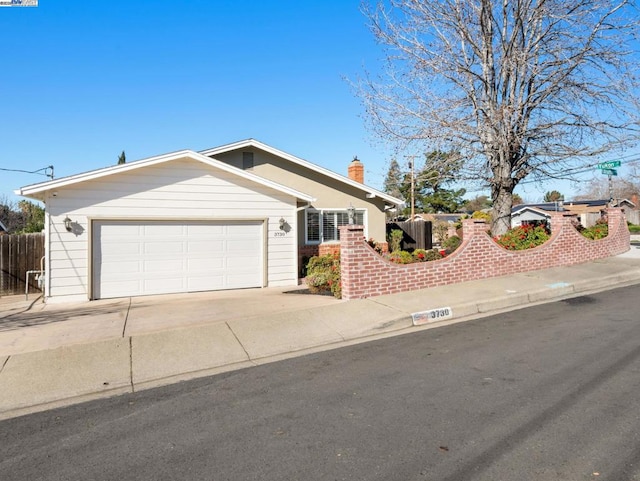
[92,220,264,299]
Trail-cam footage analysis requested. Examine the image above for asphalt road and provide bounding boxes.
[2,285,640,481]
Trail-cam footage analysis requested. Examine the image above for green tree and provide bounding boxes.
[422,187,467,213]
[358,0,640,235]
[383,158,404,200]
[543,190,564,202]
[512,193,524,205]
[463,195,492,213]
[415,151,466,213]
[16,200,44,233]
[118,150,126,165]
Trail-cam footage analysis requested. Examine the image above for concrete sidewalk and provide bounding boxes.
[1,247,640,420]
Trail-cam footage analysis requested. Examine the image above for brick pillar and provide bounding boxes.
[606,207,630,252]
[461,218,488,239]
[607,207,623,229]
[340,224,366,300]
[549,212,572,234]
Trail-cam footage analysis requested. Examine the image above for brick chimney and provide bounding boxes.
[348,156,364,183]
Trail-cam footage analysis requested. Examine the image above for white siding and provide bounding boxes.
[45,157,298,302]
[511,209,550,228]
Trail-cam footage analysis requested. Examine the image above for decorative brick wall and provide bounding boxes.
[340,208,630,300]
[299,241,388,277]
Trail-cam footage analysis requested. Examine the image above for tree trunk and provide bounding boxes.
[491,184,513,236]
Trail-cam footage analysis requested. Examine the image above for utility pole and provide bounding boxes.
[608,173,614,204]
[405,155,417,219]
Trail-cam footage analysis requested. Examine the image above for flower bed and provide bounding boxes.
[494,224,550,250]
[580,221,608,240]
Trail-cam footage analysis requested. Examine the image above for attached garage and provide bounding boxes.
[15,150,315,303]
[92,220,264,299]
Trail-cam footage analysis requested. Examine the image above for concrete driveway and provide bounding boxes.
[0,286,343,356]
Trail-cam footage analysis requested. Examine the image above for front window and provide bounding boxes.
[306,209,365,244]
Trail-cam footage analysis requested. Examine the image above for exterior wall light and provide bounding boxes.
[347,204,356,225]
[63,216,73,232]
[279,217,286,230]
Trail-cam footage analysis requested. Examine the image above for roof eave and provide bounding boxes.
[15,149,315,203]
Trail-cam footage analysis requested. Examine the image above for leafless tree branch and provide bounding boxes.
[356,0,640,233]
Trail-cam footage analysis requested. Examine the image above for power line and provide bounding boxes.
[0,165,54,179]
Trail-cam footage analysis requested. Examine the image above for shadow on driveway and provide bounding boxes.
[0,299,127,332]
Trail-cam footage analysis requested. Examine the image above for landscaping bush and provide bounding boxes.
[388,229,404,252]
[388,250,414,264]
[412,248,443,262]
[412,249,428,262]
[454,214,468,230]
[305,253,341,299]
[433,221,449,245]
[494,224,550,250]
[442,235,461,253]
[471,210,491,222]
[367,238,384,254]
[581,221,608,240]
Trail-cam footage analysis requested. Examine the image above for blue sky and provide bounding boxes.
[0,1,635,206]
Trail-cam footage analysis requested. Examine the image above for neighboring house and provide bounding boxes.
[0,220,8,234]
[563,199,636,227]
[511,199,637,229]
[510,203,564,228]
[15,139,403,303]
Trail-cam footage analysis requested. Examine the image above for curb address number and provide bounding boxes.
[412,307,453,326]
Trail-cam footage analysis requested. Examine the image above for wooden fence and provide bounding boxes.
[386,221,433,251]
[0,233,45,296]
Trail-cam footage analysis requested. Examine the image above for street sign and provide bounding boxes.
[598,161,621,169]
[601,168,618,176]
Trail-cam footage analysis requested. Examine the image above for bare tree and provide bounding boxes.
[0,195,23,233]
[358,0,640,234]
[573,177,639,200]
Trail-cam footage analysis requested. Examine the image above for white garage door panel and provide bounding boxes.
[93,220,263,299]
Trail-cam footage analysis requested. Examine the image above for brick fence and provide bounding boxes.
[339,208,630,300]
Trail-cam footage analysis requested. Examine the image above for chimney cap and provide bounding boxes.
[352,156,360,163]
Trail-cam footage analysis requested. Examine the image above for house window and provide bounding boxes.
[305,209,365,244]
[242,152,254,170]
[307,211,320,243]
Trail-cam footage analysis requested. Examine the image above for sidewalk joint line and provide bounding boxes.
[122,297,132,338]
[225,322,254,363]
[128,337,135,392]
[0,355,9,374]
[367,297,410,315]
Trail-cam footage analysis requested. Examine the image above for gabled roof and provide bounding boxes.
[200,138,404,206]
[565,198,636,208]
[411,213,464,223]
[512,202,566,213]
[15,150,316,203]
[511,205,556,217]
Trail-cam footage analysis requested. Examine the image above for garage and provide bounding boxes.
[92,220,264,299]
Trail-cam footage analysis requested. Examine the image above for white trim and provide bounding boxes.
[304,207,367,245]
[200,139,404,206]
[15,150,315,203]
[511,206,553,217]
